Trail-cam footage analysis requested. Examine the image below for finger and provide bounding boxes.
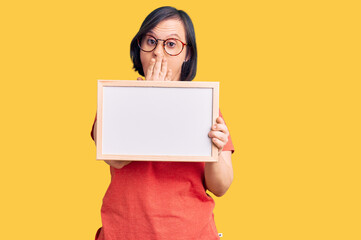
[146,58,156,80]
[212,137,224,151]
[159,58,167,81]
[152,56,163,80]
[208,130,228,143]
[212,122,229,135]
[104,160,131,169]
[216,117,225,124]
[137,77,144,81]
[165,69,172,81]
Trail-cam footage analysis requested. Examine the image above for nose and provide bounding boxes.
[153,40,164,57]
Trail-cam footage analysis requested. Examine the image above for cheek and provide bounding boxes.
[168,57,184,73]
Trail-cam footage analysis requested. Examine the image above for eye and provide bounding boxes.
[146,36,156,46]
[165,39,177,48]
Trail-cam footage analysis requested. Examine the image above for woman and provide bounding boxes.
[92,6,235,240]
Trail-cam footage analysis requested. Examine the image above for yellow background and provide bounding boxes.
[1,0,360,239]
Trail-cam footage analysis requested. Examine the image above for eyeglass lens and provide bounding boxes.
[139,35,184,55]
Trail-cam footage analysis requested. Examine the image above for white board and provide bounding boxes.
[96,80,219,162]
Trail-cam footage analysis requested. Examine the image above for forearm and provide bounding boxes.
[204,151,233,197]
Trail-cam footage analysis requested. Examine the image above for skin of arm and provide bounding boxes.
[205,151,233,197]
[205,117,234,197]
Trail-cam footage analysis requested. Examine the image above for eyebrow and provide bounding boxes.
[147,31,182,39]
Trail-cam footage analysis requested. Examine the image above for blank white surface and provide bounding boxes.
[102,86,213,156]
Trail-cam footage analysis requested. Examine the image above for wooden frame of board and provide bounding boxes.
[96,80,219,162]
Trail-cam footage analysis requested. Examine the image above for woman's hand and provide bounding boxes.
[205,117,233,197]
[208,117,229,155]
[104,160,131,169]
[137,56,172,81]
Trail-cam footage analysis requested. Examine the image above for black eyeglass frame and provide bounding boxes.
[137,35,188,56]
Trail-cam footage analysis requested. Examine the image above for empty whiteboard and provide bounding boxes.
[96,80,219,162]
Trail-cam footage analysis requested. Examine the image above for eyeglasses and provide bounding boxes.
[138,35,187,56]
